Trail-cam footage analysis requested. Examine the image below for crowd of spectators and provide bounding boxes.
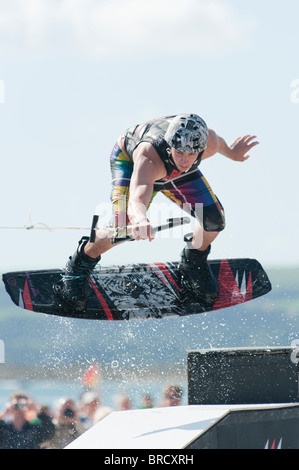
[0,384,183,449]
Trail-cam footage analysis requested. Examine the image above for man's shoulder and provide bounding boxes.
[132,142,167,180]
[132,141,162,163]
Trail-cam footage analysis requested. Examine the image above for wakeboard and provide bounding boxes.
[2,258,271,320]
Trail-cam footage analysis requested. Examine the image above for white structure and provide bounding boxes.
[66,403,299,449]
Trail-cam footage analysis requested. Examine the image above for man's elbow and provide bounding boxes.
[208,129,220,155]
[202,129,220,159]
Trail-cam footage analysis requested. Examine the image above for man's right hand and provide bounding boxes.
[130,218,155,242]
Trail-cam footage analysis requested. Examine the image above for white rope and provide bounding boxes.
[0,210,91,232]
[0,211,191,233]
[0,224,91,231]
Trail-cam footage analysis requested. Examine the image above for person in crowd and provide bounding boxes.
[114,393,132,411]
[160,385,183,407]
[93,405,113,424]
[138,394,154,409]
[79,391,101,429]
[79,391,113,427]
[0,392,55,449]
[41,397,84,449]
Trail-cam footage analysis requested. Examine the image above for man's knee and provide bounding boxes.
[202,203,225,232]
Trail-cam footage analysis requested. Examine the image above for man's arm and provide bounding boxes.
[128,143,165,240]
[202,129,259,162]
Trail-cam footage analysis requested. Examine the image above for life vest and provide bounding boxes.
[120,115,203,182]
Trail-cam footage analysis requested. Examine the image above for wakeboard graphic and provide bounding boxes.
[2,258,271,320]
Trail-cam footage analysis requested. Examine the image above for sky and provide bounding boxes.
[0,0,299,273]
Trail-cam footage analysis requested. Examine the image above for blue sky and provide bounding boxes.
[0,0,299,272]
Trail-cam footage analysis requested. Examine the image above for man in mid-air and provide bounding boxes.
[60,113,258,310]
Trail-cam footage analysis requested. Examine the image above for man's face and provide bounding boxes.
[11,397,28,416]
[170,148,199,172]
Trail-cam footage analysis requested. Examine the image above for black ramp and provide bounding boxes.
[186,404,299,449]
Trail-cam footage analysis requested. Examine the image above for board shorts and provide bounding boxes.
[109,143,225,235]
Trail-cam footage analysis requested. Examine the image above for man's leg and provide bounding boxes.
[84,228,115,258]
[162,170,225,301]
[86,143,134,258]
[59,144,132,309]
[192,222,219,251]
[178,222,220,302]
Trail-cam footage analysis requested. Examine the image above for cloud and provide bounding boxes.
[0,0,255,58]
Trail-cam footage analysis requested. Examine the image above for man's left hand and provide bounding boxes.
[229,135,259,162]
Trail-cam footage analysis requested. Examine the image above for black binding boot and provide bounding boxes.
[59,237,101,311]
[179,236,218,303]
